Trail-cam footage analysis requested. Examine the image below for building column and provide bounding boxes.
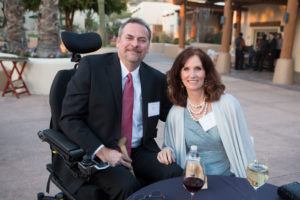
[235,9,242,38]
[190,12,197,40]
[179,0,186,49]
[216,0,233,74]
[273,0,298,84]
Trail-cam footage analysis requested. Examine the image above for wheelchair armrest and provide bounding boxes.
[38,129,85,163]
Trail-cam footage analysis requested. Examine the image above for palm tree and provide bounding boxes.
[36,0,60,57]
[97,0,106,46]
[3,0,26,54]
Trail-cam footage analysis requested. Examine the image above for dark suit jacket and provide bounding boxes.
[60,53,171,156]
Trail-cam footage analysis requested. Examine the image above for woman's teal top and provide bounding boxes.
[184,109,232,176]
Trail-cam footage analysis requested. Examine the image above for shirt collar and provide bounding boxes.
[120,61,140,80]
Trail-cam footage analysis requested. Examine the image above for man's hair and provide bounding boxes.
[118,17,152,41]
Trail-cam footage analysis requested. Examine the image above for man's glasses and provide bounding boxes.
[133,191,166,200]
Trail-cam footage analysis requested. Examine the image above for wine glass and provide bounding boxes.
[246,159,269,189]
[246,159,269,199]
[183,159,205,200]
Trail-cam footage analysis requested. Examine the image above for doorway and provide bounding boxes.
[252,27,280,48]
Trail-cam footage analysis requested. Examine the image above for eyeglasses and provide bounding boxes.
[133,191,166,200]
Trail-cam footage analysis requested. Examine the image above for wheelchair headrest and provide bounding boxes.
[61,32,102,54]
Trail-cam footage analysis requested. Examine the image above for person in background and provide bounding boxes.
[268,33,277,71]
[157,47,256,178]
[275,33,282,60]
[254,34,268,71]
[246,45,255,69]
[60,17,182,200]
[234,33,246,70]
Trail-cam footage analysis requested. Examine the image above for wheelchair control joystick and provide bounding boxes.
[78,155,98,178]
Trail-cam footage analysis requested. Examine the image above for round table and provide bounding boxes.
[127,176,280,200]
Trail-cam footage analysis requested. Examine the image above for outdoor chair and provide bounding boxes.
[37,31,109,200]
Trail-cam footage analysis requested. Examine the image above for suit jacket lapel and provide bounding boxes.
[139,63,150,135]
[106,53,122,115]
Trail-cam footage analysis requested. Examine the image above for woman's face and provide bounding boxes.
[180,55,206,93]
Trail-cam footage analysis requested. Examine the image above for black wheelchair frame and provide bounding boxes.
[37,32,108,200]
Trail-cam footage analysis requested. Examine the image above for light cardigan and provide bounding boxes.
[163,93,256,178]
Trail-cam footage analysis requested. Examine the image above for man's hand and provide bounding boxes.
[96,146,132,169]
[157,148,175,165]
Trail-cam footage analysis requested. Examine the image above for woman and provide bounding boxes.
[157,47,255,178]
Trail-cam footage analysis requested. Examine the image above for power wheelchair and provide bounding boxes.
[37,32,109,200]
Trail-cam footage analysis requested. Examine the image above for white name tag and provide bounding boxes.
[198,112,217,132]
[148,101,160,117]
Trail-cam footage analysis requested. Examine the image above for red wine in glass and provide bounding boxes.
[183,145,206,200]
[183,177,205,193]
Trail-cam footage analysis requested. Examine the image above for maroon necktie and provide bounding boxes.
[121,73,134,156]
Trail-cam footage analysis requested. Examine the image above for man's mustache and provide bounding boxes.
[127,48,141,53]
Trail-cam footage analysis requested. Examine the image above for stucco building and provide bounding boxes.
[172,0,299,85]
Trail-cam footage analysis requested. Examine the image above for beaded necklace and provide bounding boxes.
[187,98,208,121]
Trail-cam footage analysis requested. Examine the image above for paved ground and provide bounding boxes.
[1,51,300,200]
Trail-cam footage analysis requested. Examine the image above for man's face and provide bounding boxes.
[117,23,150,69]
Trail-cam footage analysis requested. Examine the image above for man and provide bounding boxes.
[275,33,282,59]
[254,34,268,71]
[268,33,277,71]
[60,18,182,200]
[234,33,245,70]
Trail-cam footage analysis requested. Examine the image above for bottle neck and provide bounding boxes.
[189,150,200,161]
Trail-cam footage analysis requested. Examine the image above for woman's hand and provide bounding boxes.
[157,148,175,165]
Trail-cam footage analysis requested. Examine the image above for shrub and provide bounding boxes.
[172,38,179,44]
[158,32,172,43]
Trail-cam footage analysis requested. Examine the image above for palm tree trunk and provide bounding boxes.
[36,0,60,58]
[3,0,26,54]
[64,9,75,32]
[98,0,106,46]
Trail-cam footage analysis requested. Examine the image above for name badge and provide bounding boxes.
[198,112,217,132]
[148,101,160,117]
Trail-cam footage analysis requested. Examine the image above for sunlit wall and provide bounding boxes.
[233,4,300,72]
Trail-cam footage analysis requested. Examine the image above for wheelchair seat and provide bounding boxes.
[37,32,109,200]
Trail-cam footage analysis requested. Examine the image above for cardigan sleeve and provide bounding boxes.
[163,106,187,168]
[163,113,176,150]
[212,94,256,177]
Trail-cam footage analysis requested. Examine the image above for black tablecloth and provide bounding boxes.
[127,176,280,200]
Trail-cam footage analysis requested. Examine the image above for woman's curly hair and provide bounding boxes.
[167,47,225,107]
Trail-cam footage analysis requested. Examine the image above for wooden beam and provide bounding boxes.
[179,1,186,48]
[220,0,233,53]
[190,13,197,39]
[273,0,297,84]
[186,1,248,11]
[207,0,287,5]
[250,21,281,27]
[172,0,287,5]
[235,9,241,38]
[280,0,298,58]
